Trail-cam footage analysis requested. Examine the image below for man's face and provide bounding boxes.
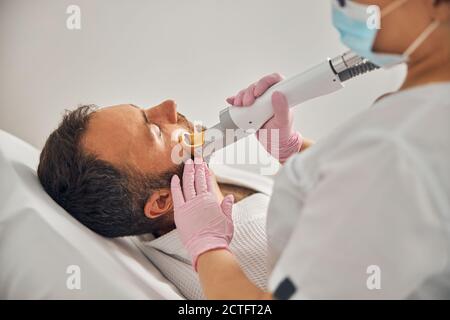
[82,100,193,175]
[80,100,220,234]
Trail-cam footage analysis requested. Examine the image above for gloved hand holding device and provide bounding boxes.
[226,73,303,163]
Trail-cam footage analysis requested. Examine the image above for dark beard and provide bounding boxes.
[131,112,197,237]
[128,162,184,237]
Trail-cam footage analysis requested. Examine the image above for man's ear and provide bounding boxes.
[143,188,173,219]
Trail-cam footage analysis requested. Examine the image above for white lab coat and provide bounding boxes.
[266,82,450,299]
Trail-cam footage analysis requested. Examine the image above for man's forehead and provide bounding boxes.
[90,104,140,123]
[96,103,134,112]
[81,104,141,163]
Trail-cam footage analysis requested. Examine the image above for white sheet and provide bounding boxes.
[0,129,274,299]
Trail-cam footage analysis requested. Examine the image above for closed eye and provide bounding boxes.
[141,109,162,137]
[141,109,149,124]
[153,124,162,137]
[131,104,162,137]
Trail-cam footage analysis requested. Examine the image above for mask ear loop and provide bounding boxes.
[379,0,440,59]
[403,20,441,57]
[381,0,409,17]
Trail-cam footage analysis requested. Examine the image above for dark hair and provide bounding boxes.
[37,105,180,237]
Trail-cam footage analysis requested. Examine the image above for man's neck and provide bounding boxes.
[152,181,257,239]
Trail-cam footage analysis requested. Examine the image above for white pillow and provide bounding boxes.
[0,130,183,299]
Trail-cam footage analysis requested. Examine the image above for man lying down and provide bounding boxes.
[37,100,270,300]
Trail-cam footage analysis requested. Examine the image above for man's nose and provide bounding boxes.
[145,100,178,124]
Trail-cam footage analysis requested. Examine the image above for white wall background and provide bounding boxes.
[0,0,405,171]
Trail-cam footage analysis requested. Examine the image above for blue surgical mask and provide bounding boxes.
[332,0,440,69]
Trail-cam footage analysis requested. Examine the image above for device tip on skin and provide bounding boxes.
[178,131,205,155]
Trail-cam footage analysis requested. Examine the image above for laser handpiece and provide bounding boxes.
[183,51,379,158]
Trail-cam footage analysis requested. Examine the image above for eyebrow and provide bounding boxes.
[130,104,148,124]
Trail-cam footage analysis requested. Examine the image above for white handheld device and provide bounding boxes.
[187,51,378,159]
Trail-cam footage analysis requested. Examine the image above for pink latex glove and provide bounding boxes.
[171,158,235,271]
[226,73,303,163]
